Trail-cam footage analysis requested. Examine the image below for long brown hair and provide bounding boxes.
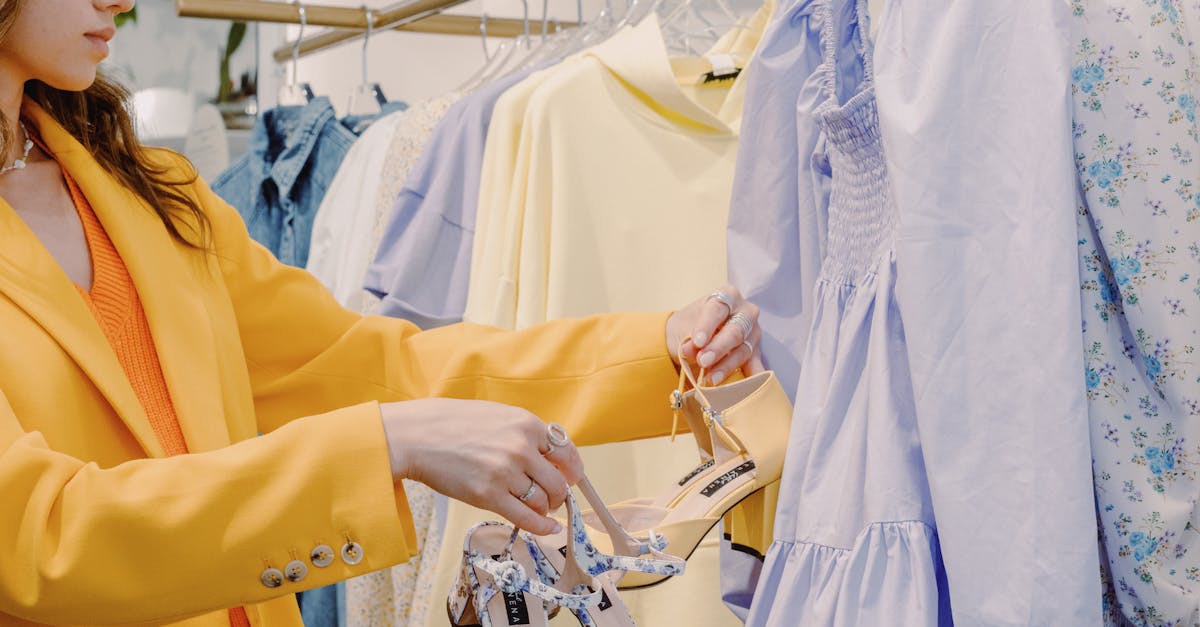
[0,5,211,249]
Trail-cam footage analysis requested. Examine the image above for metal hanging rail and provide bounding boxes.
[175,0,575,62]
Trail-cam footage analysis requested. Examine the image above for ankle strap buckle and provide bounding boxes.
[702,406,723,428]
[669,389,684,410]
[634,529,669,554]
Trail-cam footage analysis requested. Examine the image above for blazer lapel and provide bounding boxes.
[22,101,232,454]
[0,167,163,456]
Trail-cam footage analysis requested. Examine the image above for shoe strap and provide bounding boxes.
[471,548,604,612]
[670,337,717,441]
[575,478,641,557]
[563,489,686,578]
[671,337,750,459]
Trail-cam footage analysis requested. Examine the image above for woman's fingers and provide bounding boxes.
[542,441,584,487]
[494,494,561,536]
[691,285,742,350]
[524,454,569,512]
[697,301,760,374]
[705,326,762,385]
[380,399,573,537]
[508,472,549,516]
[747,350,766,375]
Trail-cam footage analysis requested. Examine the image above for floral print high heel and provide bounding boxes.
[447,482,686,626]
[447,520,602,627]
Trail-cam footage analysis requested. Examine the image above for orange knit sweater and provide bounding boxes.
[63,166,252,627]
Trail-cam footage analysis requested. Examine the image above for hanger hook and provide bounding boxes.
[361,6,373,85]
[577,0,583,27]
[291,0,306,87]
[520,0,530,47]
[540,0,549,41]
[480,13,491,60]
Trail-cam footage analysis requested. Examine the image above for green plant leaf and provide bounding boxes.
[225,22,247,61]
[114,6,137,28]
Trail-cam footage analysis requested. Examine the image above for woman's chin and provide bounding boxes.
[41,69,98,92]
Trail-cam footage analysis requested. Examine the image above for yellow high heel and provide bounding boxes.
[537,341,794,589]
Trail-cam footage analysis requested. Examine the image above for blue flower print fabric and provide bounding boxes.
[1072,0,1200,624]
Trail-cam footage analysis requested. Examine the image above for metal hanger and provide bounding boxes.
[277,0,315,106]
[346,6,388,115]
[455,12,518,92]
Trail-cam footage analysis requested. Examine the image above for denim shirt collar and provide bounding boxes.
[249,96,339,201]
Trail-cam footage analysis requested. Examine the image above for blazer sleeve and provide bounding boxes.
[198,174,683,447]
[0,395,415,624]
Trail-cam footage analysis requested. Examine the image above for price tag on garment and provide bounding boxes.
[707,54,740,78]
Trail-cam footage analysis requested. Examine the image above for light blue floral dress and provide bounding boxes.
[744,0,952,624]
[1072,0,1200,624]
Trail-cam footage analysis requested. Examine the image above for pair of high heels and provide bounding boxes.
[447,341,793,624]
[447,477,685,627]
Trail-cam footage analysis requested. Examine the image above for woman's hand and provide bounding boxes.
[666,285,764,385]
[379,399,584,535]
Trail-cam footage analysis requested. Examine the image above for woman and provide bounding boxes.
[0,0,764,624]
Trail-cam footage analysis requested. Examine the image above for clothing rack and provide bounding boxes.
[175,0,575,62]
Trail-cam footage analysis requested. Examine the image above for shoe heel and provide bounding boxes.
[447,547,480,626]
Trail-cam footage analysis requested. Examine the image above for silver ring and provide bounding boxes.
[741,340,753,355]
[728,312,754,340]
[707,290,736,316]
[517,478,537,502]
[547,423,570,447]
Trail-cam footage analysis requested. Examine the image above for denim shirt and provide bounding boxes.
[212,97,357,267]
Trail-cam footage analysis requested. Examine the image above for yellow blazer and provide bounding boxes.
[0,101,681,626]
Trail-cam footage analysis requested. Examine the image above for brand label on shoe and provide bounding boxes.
[598,588,614,611]
[699,460,756,498]
[678,459,716,486]
[584,586,615,612]
[503,591,530,625]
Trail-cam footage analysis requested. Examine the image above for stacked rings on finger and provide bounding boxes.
[741,340,754,355]
[543,423,570,456]
[728,311,754,339]
[707,290,736,316]
[518,478,538,502]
